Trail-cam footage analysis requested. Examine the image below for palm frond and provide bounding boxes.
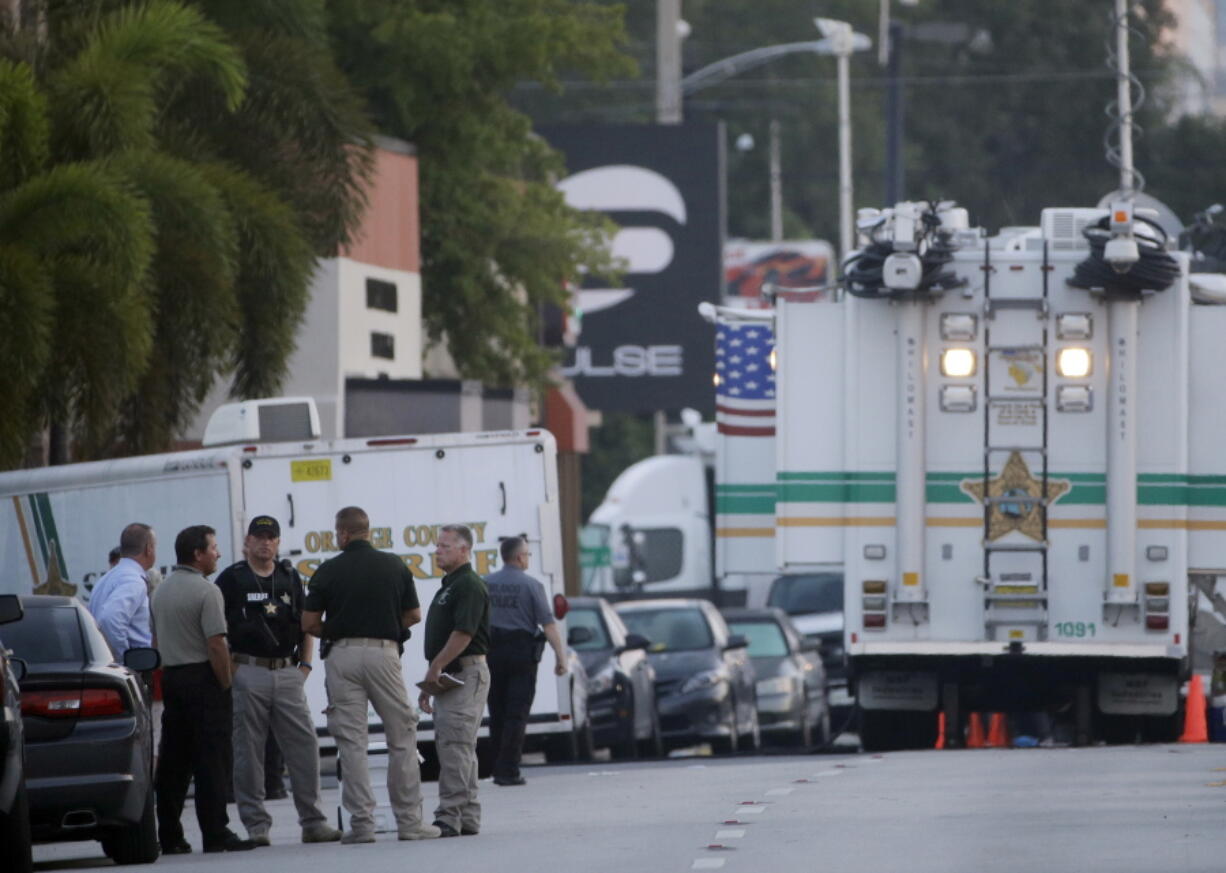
[49,0,247,159]
[104,149,240,454]
[0,244,53,466]
[0,59,48,190]
[200,162,314,399]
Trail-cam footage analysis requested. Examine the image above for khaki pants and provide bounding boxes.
[324,640,425,834]
[231,662,328,835]
[432,661,490,833]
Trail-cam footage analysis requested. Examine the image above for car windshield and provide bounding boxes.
[1,606,85,664]
[729,621,789,657]
[567,607,611,651]
[619,608,712,652]
[767,573,844,615]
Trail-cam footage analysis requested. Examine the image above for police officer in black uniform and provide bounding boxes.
[215,516,339,846]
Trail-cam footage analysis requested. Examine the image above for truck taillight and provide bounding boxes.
[22,688,126,718]
[862,580,888,630]
[1143,582,1170,632]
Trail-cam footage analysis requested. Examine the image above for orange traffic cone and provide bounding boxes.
[935,712,945,749]
[987,713,1009,748]
[966,712,986,748]
[1180,675,1209,743]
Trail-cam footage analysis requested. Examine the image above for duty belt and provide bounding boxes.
[232,653,294,670]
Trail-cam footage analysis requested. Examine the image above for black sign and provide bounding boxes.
[544,124,723,415]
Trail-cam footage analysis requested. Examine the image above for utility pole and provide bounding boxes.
[769,119,783,241]
[656,0,683,124]
[884,21,904,204]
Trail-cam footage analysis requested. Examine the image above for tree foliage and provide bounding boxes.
[0,0,372,464]
[326,0,635,386]
[513,0,1222,242]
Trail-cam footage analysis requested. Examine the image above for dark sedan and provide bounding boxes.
[0,594,32,873]
[5,596,160,864]
[724,607,830,748]
[615,599,758,754]
[566,597,662,759]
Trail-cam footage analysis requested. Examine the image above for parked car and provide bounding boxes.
[723,607,830,749]
[614,599,758,754]
[0,594,32,873]
[565,597,662,759]
[5,596,160,864]
[762,573,852,721]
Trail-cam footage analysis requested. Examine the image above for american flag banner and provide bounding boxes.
[715,323,776,436]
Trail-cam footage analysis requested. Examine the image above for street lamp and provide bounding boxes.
[814,17,858,262]
[679,23,871,262]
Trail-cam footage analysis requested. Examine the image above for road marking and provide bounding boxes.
[715,829,746,839]
[813,769,845,777]
[692,859,726,870]
[737,805,765,815]
[765,787,793,796]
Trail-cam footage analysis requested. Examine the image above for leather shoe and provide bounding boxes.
[161,839,192,855]
[432,820,460,838]
[493,775,526,786]
[461,827,479,836]
[203,831,258,853]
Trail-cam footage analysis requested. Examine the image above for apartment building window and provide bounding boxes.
[371,331,395,360]
[366,278,398,313]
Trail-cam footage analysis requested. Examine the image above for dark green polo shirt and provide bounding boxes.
[304,539,419,642]
[424,563,490,662]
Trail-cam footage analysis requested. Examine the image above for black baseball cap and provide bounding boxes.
[248,515,281,538]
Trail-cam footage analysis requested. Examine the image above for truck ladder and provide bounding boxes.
[980,242,1051,641]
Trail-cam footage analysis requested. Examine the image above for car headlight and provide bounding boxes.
[588,664,616,696]
[681,669,727,695]
[756,676,794,696]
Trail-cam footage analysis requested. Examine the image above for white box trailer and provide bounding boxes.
[0,429,591,758]
[773,202,1226,749]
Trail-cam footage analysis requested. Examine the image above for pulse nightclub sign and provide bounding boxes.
[544,124,723,415]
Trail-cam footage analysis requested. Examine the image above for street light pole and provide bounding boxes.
[656,0,683,124]
[817,18,858,262]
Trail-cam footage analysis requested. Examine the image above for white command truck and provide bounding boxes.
[0,428,591,761]
[772,200,1226,750]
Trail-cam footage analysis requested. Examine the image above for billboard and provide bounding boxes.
[545,124,723,415]
[723,239,833,309]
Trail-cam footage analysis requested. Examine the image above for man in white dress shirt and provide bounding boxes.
[89,523,156,658]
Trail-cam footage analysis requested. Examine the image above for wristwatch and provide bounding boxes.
[297,661,312,671]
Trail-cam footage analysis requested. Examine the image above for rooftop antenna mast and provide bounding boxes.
[1108,0,1144,198]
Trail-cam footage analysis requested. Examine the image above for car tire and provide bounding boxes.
[576,719,595,761]
[0,776,33,873]
[103,787,159,865]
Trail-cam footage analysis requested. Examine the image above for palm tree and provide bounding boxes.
[0,0,373,464]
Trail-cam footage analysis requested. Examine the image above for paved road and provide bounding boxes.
[33,744,1226,873]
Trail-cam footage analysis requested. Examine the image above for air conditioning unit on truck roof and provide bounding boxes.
[765,199,1226,750]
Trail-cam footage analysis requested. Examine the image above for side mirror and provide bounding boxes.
[724,634,749,651]
[567,626,594,646]
[0,594,22,625]
[622,633,651,651]
[123,647,162,673]
[553,593,570,620]
[8,656,27,682]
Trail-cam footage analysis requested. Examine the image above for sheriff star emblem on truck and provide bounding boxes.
[960,452,1070,542]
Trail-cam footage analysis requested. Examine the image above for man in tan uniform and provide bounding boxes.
[418,524,491,837]
[302,507,439,844]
